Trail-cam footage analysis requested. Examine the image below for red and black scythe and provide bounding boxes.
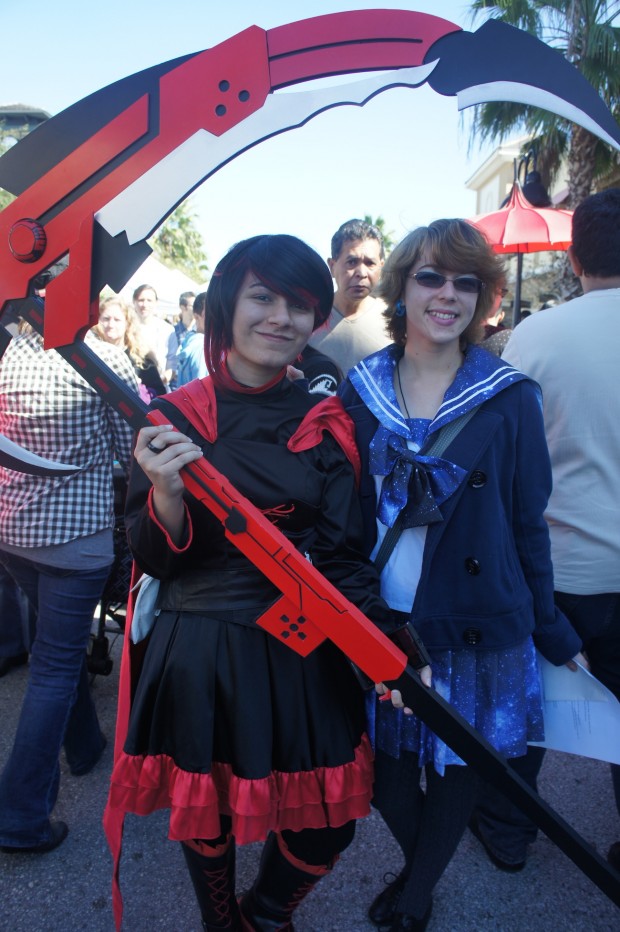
[1,9,619,907]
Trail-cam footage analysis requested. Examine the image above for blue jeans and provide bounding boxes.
[474,591,620,860]
[474,745,546,863]
[554,591,620,822]
[0,563,35,656]
[554,591,620,701]
[0,551,111,847]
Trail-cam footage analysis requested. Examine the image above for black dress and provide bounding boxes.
[108,376,393,845]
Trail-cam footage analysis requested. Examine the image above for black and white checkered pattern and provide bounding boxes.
[0,330,138,548]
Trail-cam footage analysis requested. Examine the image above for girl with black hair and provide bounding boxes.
[105,234,410,930]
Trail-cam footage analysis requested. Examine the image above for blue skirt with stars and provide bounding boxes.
[367,638,544,776]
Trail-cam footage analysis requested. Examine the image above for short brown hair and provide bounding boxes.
[378,219,505,348]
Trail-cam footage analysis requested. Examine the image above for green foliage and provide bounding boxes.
[0,136,16,212]
[150,200,208,280]
[469,1,620,204]
[363,214,397,254]
[0,187,14,211]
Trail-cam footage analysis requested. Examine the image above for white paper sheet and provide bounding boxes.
[529,654,620,764]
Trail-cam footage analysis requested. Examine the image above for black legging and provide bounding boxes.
[280,821,356,867]
[372,748,478,919]
[187,814,356,868]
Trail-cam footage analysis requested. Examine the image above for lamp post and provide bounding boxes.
[520,149,552,208]
[512,151,552,325]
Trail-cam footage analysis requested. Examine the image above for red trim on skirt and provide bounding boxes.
[108,734,374,845]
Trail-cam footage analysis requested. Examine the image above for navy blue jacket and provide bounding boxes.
[339,371,581,666]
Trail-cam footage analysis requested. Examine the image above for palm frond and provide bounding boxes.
[467,0,620,201]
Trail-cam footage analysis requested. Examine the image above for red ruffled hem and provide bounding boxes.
[107,734,374,844]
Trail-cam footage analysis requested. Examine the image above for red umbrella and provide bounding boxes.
[468,183,573,324]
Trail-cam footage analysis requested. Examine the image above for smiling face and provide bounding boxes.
[402,253,481,352]
[226,271,316,386]
[98,302,127,346]
[328,237,383,315]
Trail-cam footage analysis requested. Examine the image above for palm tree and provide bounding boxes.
[150,201,209,281]
[363,214,396,254]
[0,133,15,212]
[469,1,620,208]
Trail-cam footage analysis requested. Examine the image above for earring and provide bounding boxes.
[395,300,406,317]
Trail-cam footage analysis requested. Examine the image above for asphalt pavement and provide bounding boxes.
[1,629,618,931]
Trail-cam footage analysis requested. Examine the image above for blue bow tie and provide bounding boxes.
[371,433,466,529]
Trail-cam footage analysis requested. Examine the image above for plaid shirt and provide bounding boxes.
[0,330,138,548]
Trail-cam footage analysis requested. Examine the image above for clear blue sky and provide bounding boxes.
[1,1,497,268]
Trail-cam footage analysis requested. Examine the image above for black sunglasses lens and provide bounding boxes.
[413,272,483,294]
[453,277,483,294]
[415,272,445,289]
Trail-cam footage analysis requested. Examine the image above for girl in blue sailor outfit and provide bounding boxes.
[338,219,585,932]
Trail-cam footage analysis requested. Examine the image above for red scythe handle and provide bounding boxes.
[146,407,407,684]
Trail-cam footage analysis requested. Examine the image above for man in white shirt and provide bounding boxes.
[309,219,390,377]
[132,284,176,386]
[473,188,620,873]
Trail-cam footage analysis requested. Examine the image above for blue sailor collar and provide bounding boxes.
[349,343,531,438]
[349,343,532,529]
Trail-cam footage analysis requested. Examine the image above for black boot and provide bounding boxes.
[390,900,433,932]
[239,833,329,931]
[181,840,241,930]
[368,871,408,927]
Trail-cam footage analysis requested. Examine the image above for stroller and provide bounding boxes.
[87,464,132,676]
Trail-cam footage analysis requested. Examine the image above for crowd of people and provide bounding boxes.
[0,196,618,931]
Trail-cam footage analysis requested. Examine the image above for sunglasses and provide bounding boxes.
[410,271,485,295]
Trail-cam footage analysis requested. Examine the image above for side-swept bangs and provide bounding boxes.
[205,234,333,373]
[379,219,505,346]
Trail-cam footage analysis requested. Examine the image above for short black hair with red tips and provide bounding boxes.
[204,234,333,377]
